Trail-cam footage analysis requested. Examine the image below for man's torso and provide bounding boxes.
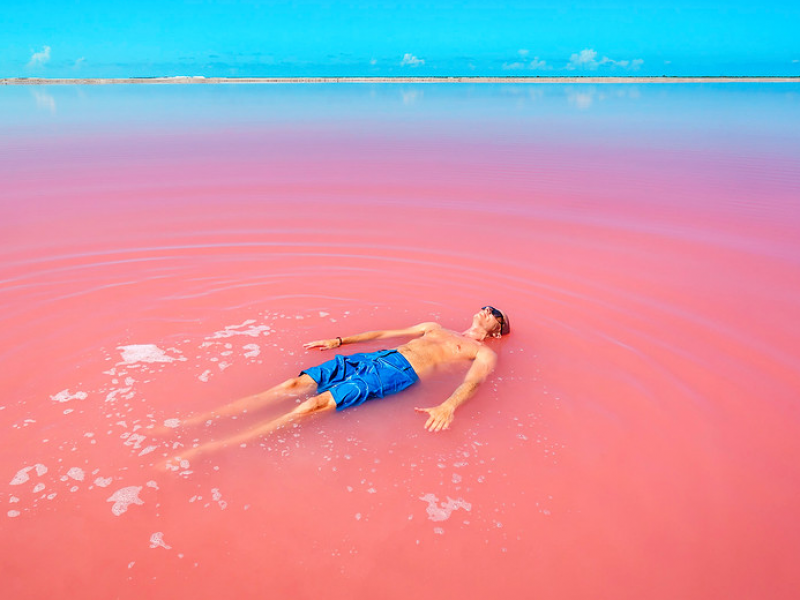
[396,327,485,378]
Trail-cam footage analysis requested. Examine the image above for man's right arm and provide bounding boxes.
[304,322,440,351]
[414,346,497,432]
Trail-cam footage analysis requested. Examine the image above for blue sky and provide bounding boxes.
[3,1,799,78]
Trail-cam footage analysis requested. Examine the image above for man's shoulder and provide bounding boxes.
[415,321,443,333]
[476,344,497,356]
[474,344,498,362]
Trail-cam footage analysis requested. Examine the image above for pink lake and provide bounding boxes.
[2,83,800,599]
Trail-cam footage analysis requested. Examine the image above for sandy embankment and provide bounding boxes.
[2,76,800,85]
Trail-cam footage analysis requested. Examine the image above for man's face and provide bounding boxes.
[476,307,502,334]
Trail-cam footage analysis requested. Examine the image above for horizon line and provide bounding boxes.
[3,76,800,85]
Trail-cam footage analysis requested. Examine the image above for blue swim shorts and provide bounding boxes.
[301,349,419,411]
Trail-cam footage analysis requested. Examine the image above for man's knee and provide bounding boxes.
[281,375,316,392]
[293,392,335,415]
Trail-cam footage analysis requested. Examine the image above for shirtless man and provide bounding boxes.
[171,306,509,461]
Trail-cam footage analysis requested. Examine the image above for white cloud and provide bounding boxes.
[28,45,51,68]
[503,56,549,71]
[74,57,86,69]
[400,53,425,67]
[567,48,598,69]
[529,57,548,70]
[518,49,530,58]
[566,48,643,71]
[370,58,377,66]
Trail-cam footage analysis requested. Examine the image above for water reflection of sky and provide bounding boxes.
[4,84,800,183]
[4,83,799,131]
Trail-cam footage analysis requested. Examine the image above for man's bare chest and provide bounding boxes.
[419,330,481,360]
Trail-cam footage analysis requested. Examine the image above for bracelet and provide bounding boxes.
[336,337,343,347]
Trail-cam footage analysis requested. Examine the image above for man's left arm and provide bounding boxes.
[414,347,497,433]
[304,322,440,351]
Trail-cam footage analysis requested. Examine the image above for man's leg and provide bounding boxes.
[173,391,337,464]
[179,374,318,427]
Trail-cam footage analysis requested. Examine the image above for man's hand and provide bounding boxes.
[414,348,495,433]
[414,404,455,432]
[303,338,341,351]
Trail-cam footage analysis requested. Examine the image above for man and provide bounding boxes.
[170,306,509,462]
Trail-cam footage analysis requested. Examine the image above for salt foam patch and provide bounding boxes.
[105,387,134,403]
[117,345,184,365]
[10,467,33,486]
[107,486,144,516]
[66,467,85,481]
[138,445,158,457]
[211,487,227,510]
[419,493,472,522]
[208,320,272,339]
[51,390,88,403]
[243,344,260,358]
[149,532,172,550]
[9,464,47,486]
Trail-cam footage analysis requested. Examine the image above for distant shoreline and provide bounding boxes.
[2,76,799,85]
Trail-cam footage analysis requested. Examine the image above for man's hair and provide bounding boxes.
[496,307,510,336]
[484,306,510,336]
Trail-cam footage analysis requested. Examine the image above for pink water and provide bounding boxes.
[2,84,800,599]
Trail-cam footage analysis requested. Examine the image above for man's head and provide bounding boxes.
[481,306,510,337]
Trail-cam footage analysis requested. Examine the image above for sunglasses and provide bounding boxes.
[482,306,504,325]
